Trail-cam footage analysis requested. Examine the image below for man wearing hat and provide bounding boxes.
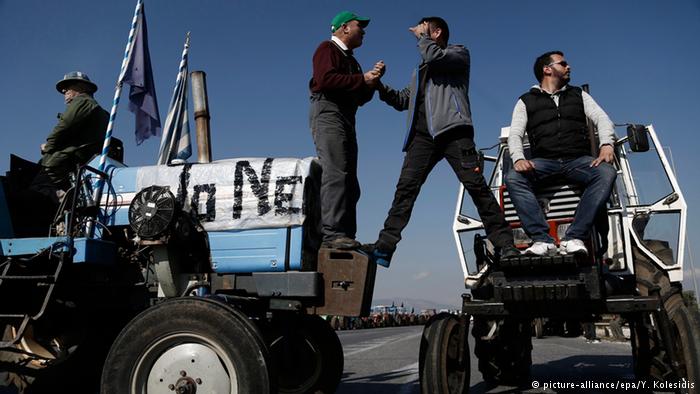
[309,11,384,250]
[37,71,109,193]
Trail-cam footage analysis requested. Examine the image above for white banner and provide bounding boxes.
[136,157,315,231]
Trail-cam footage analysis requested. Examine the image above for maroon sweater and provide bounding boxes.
[309,40,373,109]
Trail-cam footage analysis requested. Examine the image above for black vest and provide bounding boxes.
[520,86,590,159]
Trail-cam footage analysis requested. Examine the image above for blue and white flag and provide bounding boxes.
[123,3,161,145]
[158,33,192,164]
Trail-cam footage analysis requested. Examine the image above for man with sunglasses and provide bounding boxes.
[505,51,616,256]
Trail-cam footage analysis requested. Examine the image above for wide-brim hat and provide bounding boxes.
[56,71,98,94]
[331,11,370,32]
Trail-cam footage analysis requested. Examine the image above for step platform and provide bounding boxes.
[497,253,580,269]
[489,265,602,303]
[311,248,376,317]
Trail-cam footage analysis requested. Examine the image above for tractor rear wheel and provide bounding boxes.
[101,297,272,394]
[533,318,544,339]
[419,313,470,394]
[631,293,700,393]
[632,241,700,393]
[264,314,343,394]
[473,316,532,385]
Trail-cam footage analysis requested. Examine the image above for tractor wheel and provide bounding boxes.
[264,314,343,394]
[534,318,544,339]
[632,241,700,393]
[101,297,272,394]
[330,316,340,330]
[419,313,470,394]
[631,294,700,393]
[473,316,532,385]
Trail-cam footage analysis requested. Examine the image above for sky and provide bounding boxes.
[1,0,699,306]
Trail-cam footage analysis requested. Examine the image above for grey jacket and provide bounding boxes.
[379,36,472,151]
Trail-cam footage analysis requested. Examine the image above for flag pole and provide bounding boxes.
[158,31,191,165]
[101,0,143,173]
[88,0,143,237]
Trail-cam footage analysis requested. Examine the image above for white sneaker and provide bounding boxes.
[524,242,557,256]
[561,239,588,255]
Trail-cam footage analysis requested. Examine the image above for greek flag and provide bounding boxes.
[122,2,161,145]
[158,33,192,164]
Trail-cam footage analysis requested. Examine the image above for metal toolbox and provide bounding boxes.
[312,249,376,317]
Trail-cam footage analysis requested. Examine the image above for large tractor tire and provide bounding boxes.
[263,314,343,394]
[101,297,272,394]
[632,241,700,393]
[472,316,532,385]
[419,313,470,394]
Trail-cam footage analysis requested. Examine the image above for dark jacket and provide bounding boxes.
[520,86,589,159]
[379,36,473,151]
[40,94,109,171]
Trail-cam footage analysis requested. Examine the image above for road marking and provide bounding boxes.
[343,332,422,357]
[394,361,419,394]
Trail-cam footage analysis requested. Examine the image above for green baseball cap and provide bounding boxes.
[331,11,370,32]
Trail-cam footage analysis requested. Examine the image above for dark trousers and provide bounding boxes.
[310,97,360,241]
[377,126,513,252]
[30,166,67,203]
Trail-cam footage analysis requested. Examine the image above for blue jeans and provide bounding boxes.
[505,156,617,243]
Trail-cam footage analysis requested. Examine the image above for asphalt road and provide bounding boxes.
[336,325,643,394]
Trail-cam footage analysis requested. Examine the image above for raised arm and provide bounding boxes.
[417,36,469,72]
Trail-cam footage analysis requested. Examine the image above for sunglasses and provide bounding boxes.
[547,60,569,68]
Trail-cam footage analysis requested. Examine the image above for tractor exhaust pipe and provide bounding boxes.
[191,71,212,163]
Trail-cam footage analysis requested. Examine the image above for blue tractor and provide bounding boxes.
[0,148,375,393]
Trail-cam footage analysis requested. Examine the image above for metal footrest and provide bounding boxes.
[606,296,659,313]
[495,282,586,302]
[498,254,578,269]
[461,294,661,317]
[490,265,602,302]
[461,297,507,316]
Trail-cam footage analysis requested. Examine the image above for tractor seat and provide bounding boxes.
[500,178,584,224]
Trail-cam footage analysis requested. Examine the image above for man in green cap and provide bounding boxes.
[35,71,109,195]
[309,11,384,250]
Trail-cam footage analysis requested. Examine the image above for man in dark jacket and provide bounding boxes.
[309,11,382,249]
[363,17,518,267]
[38,71,109,193]
[505,51,616,256]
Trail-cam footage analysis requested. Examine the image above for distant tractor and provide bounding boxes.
[419,123,700,393]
